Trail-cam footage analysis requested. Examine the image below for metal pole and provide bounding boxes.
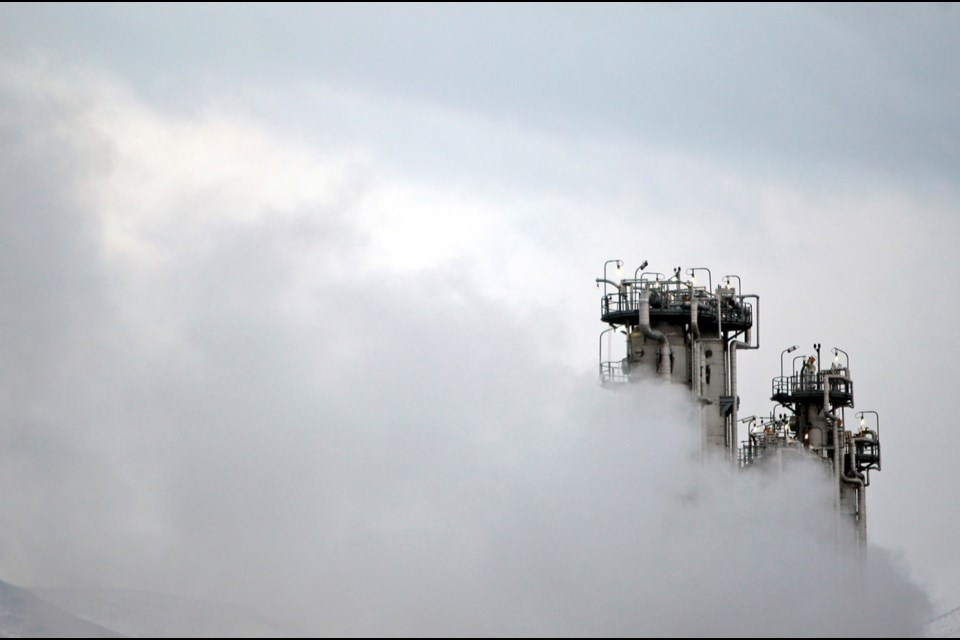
[603,260,622,296]
[781,345,798,378]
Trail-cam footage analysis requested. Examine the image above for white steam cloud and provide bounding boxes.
[0,67,931,636]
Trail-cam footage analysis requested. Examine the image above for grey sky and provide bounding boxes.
[0,3,958,634]
[4,3,959,182]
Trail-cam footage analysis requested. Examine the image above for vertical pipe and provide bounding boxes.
[691,299,701,397]
[730,345,739,456]
[823,374,841,511]
[727,299,758,460]
[846,433,868,547]
[638,290,671,380]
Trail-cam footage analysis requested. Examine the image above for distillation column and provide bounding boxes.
[769,355,880,546]
[597,265,758,459]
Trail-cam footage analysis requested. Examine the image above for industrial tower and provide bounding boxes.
[596,263,757,458]
[740,347,881,546]
[596,261,881,545]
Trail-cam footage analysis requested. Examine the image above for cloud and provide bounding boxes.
[6,4,960,186]
[0,65,935,635]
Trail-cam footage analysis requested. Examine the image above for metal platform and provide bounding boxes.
[600,294,753,332]
[771,374,854,407]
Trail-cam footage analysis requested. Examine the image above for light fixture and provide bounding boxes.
[781,345,799,378]
[601,260,623,295]
[832,347,849,372]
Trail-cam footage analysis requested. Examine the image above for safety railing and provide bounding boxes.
[739,429,801,468]
[599,361,629,385]
[772,373,854,400]
[600,291,753,326]
[855,437,881,473]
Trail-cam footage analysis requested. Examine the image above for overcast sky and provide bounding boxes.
[1,3,958,634]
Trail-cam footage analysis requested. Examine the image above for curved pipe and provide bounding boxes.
[595,278,626,294]
[841,433,867,545]
[638,289,672,379]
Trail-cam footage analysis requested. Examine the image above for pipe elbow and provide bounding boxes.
[638,291,669,345]
[841,472,865,487]
[690,298,701,340]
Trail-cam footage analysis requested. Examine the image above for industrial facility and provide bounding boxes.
[596,261,881,545]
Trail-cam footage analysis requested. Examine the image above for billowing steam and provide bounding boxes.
[0,67,931,636]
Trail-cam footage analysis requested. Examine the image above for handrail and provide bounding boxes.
[599,361,629,385]
[771,374,854,399]
[601,292,753,324]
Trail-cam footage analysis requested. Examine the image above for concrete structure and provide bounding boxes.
[596,261,881,545]
[596,263,757,459]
